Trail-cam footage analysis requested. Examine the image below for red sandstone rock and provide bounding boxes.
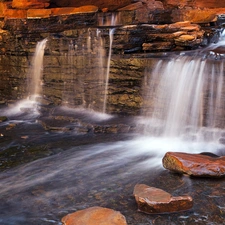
[172,8,225,23]
[164,0,225,9]
[135,0,164,23]
[61,206,128,225]
[118,2,143,11]
[133,184,193,214]
[27,9,51,19]
[0,2,7,18]
[175,34,196,42]
[101,8,109,13]
[52,0,133,11]
[143,42,173,51]
[168,21,191,29]
[51,5,98,16]
[163,152,225,178]
[12,0,50,9]
[4,9,27,19]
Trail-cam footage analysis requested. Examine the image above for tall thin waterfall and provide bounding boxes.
[142,55,225,140]
[29,38,47,100]
[103,29,114,113]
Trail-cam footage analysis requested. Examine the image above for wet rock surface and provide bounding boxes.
[133,184,193,214]
[61,206,128,225]
[163,152,225,178]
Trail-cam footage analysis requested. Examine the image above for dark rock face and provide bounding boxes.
[0,0,224,117]
[0,25,223,116]
[163,152,225,178]
[61,206,128,225]
[133,184,193,214]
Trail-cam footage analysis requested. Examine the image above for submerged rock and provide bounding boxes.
[163,152,225,178]
[61,206,127,225]
[0,116,7,122]
[133,184,193,214]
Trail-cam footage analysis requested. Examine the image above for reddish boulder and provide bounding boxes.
[163,152,225,178]
[133,184,193,214]
[61,206,128,225]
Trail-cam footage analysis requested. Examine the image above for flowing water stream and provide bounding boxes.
[0,30,225,225]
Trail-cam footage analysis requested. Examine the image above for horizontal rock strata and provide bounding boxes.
[163,152,225,178]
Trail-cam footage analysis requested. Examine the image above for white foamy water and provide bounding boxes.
[60,106,114,121]
[1,98,40,119]
[2,39,47,118]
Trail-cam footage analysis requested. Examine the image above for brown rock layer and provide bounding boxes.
[163,152,225,178]
[133,184,193,214]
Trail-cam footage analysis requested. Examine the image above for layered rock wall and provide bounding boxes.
[0,0,225,120]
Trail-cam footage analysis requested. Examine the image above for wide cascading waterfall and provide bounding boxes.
[142,53,225,142]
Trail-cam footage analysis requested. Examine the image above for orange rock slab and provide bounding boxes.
[12,0,50,9]
[27,9,52,19]
[163,152,225,178]
[51,5,98,16]
[4,9,27,19]
[133,184,193,214]
[61,206,127,225]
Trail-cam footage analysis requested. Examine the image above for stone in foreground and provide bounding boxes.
[163,152,225,178]
[61,206,127,225]
[133,184,193,214]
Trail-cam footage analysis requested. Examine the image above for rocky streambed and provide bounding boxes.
[0,105,225,225]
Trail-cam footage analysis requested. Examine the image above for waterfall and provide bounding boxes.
[98,12,121,27]
[29,38,47,101]
[142,53,225,142]
[59,25,115,114]
[103,29,114,113]
[2,38,48,116]
[60,28,107,112]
